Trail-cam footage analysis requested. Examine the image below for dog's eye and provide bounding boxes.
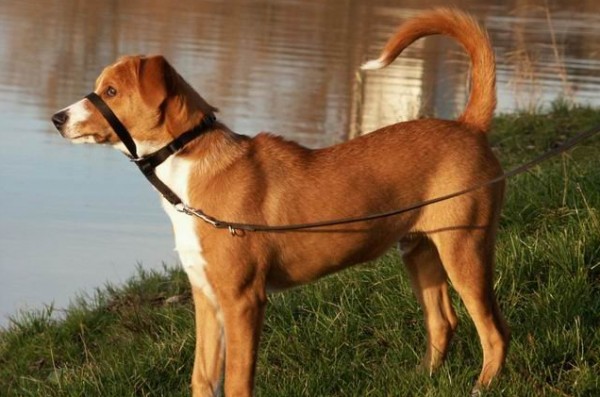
[106,86,117,97]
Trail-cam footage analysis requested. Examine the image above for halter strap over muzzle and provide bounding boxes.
[86,92,140,158]
[85,91,216,206]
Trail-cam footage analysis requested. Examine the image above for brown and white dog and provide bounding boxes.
[52,8,509,397]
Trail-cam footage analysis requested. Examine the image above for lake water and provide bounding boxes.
[1,0,599,326]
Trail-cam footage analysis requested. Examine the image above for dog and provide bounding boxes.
[52,8,509,397]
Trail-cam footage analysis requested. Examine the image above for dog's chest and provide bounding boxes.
[156,157,217,304]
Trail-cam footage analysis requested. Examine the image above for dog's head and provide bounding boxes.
[51,55,216,155]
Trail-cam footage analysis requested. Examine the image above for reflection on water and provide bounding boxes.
[1,0,599,325]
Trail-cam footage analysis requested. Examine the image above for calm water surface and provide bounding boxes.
[1,0,599,326]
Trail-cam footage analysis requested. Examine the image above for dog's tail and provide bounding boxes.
[361,8,496,132]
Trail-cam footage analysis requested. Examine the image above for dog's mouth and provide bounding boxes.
[69,133,109,144]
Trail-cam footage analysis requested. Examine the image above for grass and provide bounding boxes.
[1,103,600,396]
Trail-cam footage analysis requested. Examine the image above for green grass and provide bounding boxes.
[2,104,600,396]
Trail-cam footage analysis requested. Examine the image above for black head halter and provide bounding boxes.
[85,92,216,206]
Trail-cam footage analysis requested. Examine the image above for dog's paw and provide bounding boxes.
[470,384,483,397]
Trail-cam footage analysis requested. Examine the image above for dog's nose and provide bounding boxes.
[52,110,69,129]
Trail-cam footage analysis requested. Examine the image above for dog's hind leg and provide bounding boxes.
[431,227,509,390]
[401,236,458,373]
[191,287,225,397]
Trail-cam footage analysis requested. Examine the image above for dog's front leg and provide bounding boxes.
[220,288,266,397]
[191,287,225,397]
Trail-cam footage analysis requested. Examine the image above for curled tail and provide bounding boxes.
[361,8,496,132]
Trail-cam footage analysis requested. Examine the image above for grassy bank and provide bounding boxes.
[2,104,599,396]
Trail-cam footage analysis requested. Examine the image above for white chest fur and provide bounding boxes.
[156,156,218,306]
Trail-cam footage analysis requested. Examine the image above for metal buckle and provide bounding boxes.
[174,203,190,214]
[129,156,142,163]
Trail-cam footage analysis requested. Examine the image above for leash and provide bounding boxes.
[180,122,600,233]
[84,91,600,234]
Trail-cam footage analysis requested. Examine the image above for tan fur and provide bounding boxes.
[54,8,509,397]
[363,8,496,132]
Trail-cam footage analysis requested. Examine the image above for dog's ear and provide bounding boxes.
[139,55,216,134]
[138,55,174,109]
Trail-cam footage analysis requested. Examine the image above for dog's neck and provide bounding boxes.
[147,73,248,201]
[164,72,217,139]
[130,84,219,158]
[152,123,247,202]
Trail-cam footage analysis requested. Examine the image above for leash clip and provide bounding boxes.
[174,203,191,215]
[175,203,239,236]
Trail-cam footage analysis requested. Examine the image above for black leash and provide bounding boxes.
[180,122,600,233]
[181,122,600,232]
[85,91,600,234]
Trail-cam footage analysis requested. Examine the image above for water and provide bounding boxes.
[1,0,599,326]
